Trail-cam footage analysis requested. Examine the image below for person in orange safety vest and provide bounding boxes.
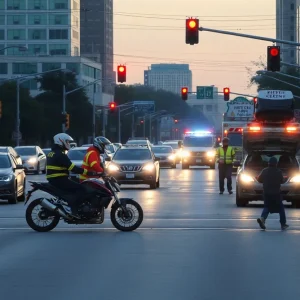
[79,136,111,182]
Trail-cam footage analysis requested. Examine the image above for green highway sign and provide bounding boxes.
[196,86,214,99]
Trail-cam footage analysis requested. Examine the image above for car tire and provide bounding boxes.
[34,163,40,175]
[182,163,189,169]
[17,180,26,202]
[8,182,18,204]
[150,181,157,189]
[236,188,247,207]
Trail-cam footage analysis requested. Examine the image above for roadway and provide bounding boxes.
[0,167,299,299]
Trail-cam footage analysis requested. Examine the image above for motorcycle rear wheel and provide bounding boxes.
[110,199,143,231]
[26,198,60,232]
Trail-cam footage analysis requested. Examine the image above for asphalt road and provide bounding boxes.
[1,166,300,300]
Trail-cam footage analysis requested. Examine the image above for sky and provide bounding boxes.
[113,0,276,95]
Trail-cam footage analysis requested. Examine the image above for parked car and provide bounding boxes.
[0,146,23,165]
[14,146,46,174]
[0,153,26,204]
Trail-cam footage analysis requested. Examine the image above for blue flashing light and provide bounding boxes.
[185,130,212,136]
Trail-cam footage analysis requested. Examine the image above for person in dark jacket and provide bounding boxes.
[256,156,289,230]
[46,133,101,218]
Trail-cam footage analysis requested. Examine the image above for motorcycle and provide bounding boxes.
[24,174,143,232]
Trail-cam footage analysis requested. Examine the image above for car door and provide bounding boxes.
[10,154,24,195]
[37,147,46,169]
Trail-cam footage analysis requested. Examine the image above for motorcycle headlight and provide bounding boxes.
[290,175,300,183]
[182,151,190,157]
[143,163,155,171]
[240,173,254,183]
[206,151,215,157]
[0,175,13,182]
[108,164,119,171]
[28,157,37,164]
[168,154,175,160]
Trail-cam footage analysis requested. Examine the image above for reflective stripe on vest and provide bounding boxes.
[46,165,69,179]
[80,150,98,180]
[218,147,234,164]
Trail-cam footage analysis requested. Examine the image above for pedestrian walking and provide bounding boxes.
[257,156,289,230]
[216,137,235,195]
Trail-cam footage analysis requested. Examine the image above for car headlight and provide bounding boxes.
[240,173,254,182]
[206,151,215,157]
[27,157,37,164]
[0,175,13,182]
[168,154,175,160]
[290,175,300,183]
[182,151,190,157]
[108,164,119,171]
[143,163,155,171]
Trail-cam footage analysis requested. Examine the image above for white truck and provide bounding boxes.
[181,131,216,169]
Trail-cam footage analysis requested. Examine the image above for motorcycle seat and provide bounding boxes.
[33,182,76,201]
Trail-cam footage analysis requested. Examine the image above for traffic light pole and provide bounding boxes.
[118,103,135,142]
[199,27,300,46]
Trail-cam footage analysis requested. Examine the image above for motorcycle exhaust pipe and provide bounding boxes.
[40,199,72,220]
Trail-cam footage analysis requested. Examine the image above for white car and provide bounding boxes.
[14,146,46,174]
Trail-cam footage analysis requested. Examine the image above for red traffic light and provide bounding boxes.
[188,20,197,29]
[118,66,125,72]
[253,97,258,103]
[174,119,178,123]
[223,87,230,101]
[185,18,199,45]
[109,102,117,110]
[223,87,230,94]
[117,65,126,83]
[181,87,188,101]
[270,48,279,56]
[182,88,187,93]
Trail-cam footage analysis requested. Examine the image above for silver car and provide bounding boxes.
[14,146,46,174]
[236,151,300,207]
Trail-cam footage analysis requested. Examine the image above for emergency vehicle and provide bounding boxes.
[236,90,300,207]
[181,131,216,169]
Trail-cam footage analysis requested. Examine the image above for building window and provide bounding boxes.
[291,50,295,57]
[0,15,5,25]
[49,14,68,25]
[7,0,25,10]
[73,46,79,56]
[49,44,68,55]
[28,14,47,25]
[42,63,61,72]
[28,29,47,40]
[49,29,68,39]
[0,0,4,9]
[7,45,27,55]
[7,15,26,25]
[28,44,47,55]
[7,29,26,40]
[0,30,4,40]
[28,0,47,9]
[0,63,7,74]
[66,63,79,74]
[12,63,37,74]
[49,0,68,9]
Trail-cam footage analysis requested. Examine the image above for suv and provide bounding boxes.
[106,145,160,189]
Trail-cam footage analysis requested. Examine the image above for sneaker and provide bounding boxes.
[219,191,224,195]
[281,224,289,230]
[257,217,266,230]
[229,190,233,195]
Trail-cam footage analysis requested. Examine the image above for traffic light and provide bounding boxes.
[62,113,69,130]
[174,119,178,124]
[253,97,258,104]
[186,18,199,45]
[117,65,126,83]
[181,87,188,100]
[109,102,117,113]
[0,101,2,119]
[267,46,280,72]
[223,87,230,101]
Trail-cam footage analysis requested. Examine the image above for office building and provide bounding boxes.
[276,0,300,64]
[80,0,114,93]
[144,64,192,95]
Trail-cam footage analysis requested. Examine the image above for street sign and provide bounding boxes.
[133,101,155,113]
[226,97,254,119]
[196,86,214,99]
[12,131,22,140]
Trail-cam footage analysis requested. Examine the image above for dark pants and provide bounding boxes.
[48,177,87,209]
[261,194,286,225]
[218,164,232,192]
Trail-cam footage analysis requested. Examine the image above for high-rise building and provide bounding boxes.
[276,0,300,64]
[0,0,80,56]
[144,64,192,95]
[80,0,114,94]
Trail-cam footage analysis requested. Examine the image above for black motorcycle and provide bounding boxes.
[25,175,143,232]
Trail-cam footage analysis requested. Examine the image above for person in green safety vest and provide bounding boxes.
[216,137,236,195]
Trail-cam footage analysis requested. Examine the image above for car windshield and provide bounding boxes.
[163,143,178,149]
[15,147,36,156]
[0,155,11,168]
[245,152,298,169]
[114,149,152,160]
[126,140,147,145]
[227,133,243,146]
[67,149,87,160]
[184,136,213,147]
[152,147,173,154]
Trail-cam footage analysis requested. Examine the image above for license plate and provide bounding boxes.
[196,159,202,163]
[126,173,135,179]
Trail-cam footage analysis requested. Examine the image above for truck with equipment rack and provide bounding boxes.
[236,90,300,207]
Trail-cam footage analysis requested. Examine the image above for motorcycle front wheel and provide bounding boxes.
[26,198,60,232]
[110,199,143,231]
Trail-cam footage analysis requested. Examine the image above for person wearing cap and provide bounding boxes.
[216,137,236,194]
[257,156,289,230]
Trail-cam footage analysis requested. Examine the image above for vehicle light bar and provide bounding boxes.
[286,126,297,132]
[249,126,261,131]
